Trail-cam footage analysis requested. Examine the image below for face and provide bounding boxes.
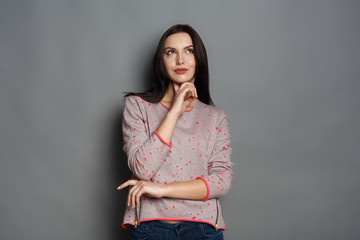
[163,32,196,84]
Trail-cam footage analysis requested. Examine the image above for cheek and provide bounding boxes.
[163,57,175,68]
[162,59,171,72]
[189,56,196,68]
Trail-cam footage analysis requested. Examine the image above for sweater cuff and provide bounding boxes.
[196,177,210,201]
[154,130,173,147]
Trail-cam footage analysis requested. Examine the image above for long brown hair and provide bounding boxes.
[125,24,214,105]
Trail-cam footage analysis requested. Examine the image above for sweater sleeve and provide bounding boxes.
[122,96,172,180]
[197,110,233,200]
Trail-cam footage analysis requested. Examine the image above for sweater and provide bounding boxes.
[121,95,233,230]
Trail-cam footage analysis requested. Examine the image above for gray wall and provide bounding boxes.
[1,0,359,239]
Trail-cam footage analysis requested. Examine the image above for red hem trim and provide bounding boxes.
[196,177,210,201]
[154,130,173,147]
[121,218,226,231]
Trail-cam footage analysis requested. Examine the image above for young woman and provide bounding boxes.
[117,24,233,240]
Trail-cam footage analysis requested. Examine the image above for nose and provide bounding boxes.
[176,53,184,65]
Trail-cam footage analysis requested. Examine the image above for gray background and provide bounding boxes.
[1,0,359,239]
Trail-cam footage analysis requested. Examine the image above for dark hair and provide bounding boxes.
[125,24,214,105]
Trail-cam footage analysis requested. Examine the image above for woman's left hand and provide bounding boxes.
[117,180,167,208]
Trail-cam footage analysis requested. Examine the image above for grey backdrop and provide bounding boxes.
[1,0,359,239]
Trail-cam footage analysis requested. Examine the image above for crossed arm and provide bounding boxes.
[117,178,207,209]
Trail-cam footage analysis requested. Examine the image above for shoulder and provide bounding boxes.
[123,95,159,119]
[124,95,152,109]
[124,95,142,105]
[123,95,145,117]
[196,100,227,120]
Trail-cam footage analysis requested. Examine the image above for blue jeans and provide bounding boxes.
[129,221,224,240]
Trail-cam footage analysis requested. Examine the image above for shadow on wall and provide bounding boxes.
[107,106,131,239]
[106,59,154,239]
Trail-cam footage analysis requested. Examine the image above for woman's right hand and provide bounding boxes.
[169,82,198,117]
[154,82,197,145]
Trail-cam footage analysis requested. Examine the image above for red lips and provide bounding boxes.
[174,68,188,74]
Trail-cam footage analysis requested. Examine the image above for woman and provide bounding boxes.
[117,24,233,240]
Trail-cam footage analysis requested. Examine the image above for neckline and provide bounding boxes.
[159,99,197,112]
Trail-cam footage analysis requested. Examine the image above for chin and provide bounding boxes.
[173,77,195,84]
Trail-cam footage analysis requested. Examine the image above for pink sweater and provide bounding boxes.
[122,95,233,230]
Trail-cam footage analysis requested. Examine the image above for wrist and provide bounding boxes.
[161,183,172,198]
[167,109,181,119]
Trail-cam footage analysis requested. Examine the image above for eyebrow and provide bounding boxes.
[164,45,194,51]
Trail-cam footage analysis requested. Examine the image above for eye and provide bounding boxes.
[166,50,175,55]
[186,49,194,54]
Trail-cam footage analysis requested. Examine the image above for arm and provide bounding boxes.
[117,178,208,208]
[155,82,197,143]
[197,110,233,200]
[122,96,172,180]
[120,108,233,206]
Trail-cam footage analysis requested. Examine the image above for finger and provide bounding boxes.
[127,182,140,207]
[136,188,147,207]
[193,89,198,98]
[184,96,195,105]
[117,180,138,190]
[180,83,196,95]
[187,84,197,98]
[182,87,196,99]
[177,85,194,96]
[180,82,196,90]
[190,86,197,97]
[190,84,198,97]
[128,183,140,208]
[130,183,144,208]
[178,82,193,91]
[127,187,132,206]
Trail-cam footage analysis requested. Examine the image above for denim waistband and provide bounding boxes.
[140,220,201,232]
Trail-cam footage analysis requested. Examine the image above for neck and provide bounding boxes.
[161,83,197,110]
[161,83,175,103]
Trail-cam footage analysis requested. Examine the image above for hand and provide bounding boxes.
[117,180,167,208]
[170,82,197,116]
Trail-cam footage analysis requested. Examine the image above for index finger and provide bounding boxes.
[179,82,195,89]
[117,180,139,190]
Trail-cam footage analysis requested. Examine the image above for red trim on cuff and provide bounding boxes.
[154,130,173,147]
[196,177,210,201]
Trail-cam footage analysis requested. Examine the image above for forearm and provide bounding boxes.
[117,178,208,208]
[163,179,208,201]
[156,110,179,144]
[126,131,173,180]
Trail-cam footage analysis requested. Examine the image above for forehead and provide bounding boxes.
[164,32,193,47]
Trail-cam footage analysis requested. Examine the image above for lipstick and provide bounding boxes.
[175,68,188,74]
